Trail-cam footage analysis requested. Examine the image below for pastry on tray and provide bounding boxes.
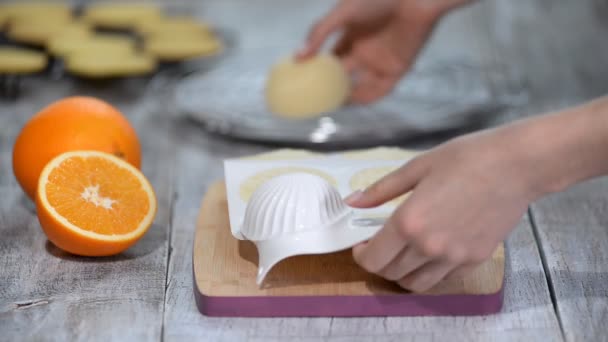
[82,3,162,30]
[65,50,156,79]
[144,32,223,62]
[0,46,47,74]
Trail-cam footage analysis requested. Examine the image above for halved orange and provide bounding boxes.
[35,150,157,256]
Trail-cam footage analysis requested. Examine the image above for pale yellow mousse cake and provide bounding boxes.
[265,54,350,119]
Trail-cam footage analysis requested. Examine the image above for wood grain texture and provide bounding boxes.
[0,77,64,189]
[491,0,608,341]
[531,180,608,342]
[0,101,18,188]
[193,179,503,316]
[193,182,503,304]
[162,127,267,340]
[0,78,173,341]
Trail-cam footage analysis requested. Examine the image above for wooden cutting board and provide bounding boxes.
[192,181,506,317]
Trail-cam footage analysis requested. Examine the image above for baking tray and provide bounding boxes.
[171,50,528,148]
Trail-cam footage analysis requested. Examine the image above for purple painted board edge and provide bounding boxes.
[192,262,504,317]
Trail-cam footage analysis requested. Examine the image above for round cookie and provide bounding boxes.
[135,16,211,36]
[8,20,90,46]
[144,33,222,62]
[83,3,161,30]
[265,54,350,119]
[1,2,71,23]
[0,47,47,74]
[349,166,410,207]
[65,51,156,78]
[239,167,336,202]
[0,9,11,29]
[47,34,136,58]
[50,23,92,39]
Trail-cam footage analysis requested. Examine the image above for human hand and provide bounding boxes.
[297,0,471,104]
[344,126,542,292]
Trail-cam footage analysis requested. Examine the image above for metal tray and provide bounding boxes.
[171,52,527,148]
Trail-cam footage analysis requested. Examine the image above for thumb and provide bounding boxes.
[295,4,350,61]
[345,158,427,208]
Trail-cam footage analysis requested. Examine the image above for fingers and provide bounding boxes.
[345,158,426,208]
[341,43,407,104]
[349,72,398,104]
[353,42,408,77]
[296,4,351,60]
[446,263,481,280]
[352,217,458,293]
[378,246,430,281]
[397,260,457,292]
[341,55,359,75]
[333,34,353,58]
[352,219,406,274]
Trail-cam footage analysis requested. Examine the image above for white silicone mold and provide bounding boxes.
[241,173,383,285]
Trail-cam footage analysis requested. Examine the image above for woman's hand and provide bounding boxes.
[345,123,546,292]
[347,94,608,292]
[297,0,472,104]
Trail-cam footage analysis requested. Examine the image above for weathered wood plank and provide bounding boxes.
[490,0,608,341]
[0,77,65,188]
[0,102,17,188]
[531,179,608,342]
[0,78,173,341]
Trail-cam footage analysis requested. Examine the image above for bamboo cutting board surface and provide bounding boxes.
[193,181,506,317]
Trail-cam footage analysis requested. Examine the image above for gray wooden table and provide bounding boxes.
[1,0,607,341]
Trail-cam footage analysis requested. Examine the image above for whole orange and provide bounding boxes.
[13,96,141,200]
